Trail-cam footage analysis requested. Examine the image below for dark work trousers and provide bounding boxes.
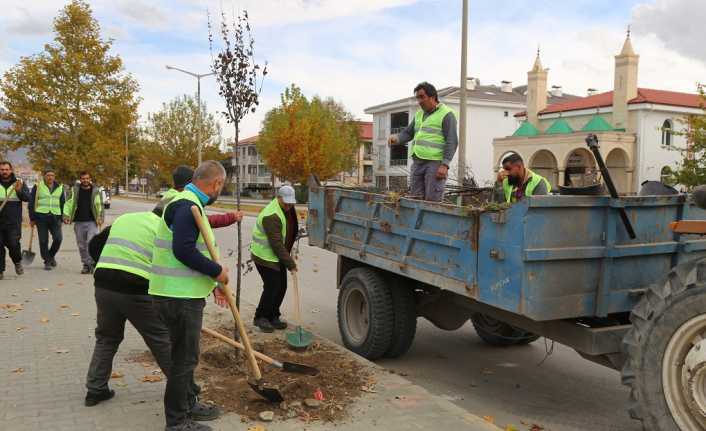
[156,297,206,427]
[0,224,22,272]
[36,215,63,263]
[254,262,288,321]
[86,287,172,394]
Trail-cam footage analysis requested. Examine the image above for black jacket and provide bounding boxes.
[0,173,30,228]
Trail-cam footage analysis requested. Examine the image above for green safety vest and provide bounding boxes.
[35,182,64,215]
[411,103,456,161]
[502,170,551,203]
[161,188,179,201]
[149,190,220,299]
[95,212,159,280]
[249,198,286,263]
[0,183,19,203]
[63,185,104,223]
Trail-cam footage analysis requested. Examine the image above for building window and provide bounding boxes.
[376,115,386,140]
[258,165,271,177]
[248,146,257,156]
[377,145,387,169]
[504,111,509,117]
[390,111,409,135]
[248,166,257,175]
[662,119,673,147]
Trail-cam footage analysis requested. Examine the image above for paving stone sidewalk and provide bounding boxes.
[0,224,500,431]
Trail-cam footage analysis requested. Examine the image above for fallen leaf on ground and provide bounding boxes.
[0,303,23,311]
[56,283,64,287]
[142,375,162,383]
[16,326,27,331]
[140,362,153,368]
[11,368,24,373]
[483,416,495,424]
[71,312,80,317]
[40,318,49,323]
[247,426,266,431]
[54,349,69,354]
[59,304,70,309]
[310,308,320,314]
[111,371,124,378]
[505,426,519,431]
[34,288,49,292]
[360,385,376,393]
[529,425,544,431]
[114,381,128,387]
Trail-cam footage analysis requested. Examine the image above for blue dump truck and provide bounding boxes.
[307,177,706,431]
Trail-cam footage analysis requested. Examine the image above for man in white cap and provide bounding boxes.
[249,185,299,332]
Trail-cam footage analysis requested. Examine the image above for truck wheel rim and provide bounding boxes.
[663,313,706,430]
[343,284,369,345]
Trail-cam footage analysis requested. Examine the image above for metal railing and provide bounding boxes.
[390,159,408,167]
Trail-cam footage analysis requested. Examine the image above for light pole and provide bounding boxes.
[165,65,215,165]
[458,0,469,186]
[125,129,129,194]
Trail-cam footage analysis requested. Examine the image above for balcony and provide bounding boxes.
[390,159,408,167]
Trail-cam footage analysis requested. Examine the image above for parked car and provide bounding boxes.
[100,187,111,209]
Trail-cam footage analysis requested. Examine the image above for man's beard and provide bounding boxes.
[508,175,521,186]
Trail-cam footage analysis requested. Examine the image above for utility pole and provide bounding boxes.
[125,129,129,194]
[165,65,215,165]
[458,0,469,185]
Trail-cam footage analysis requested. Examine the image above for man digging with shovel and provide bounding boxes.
[149,161,232,431]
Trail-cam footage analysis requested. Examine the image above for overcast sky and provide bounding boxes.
[0,0,704,140]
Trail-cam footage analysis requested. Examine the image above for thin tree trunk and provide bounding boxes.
[233,124,243,342]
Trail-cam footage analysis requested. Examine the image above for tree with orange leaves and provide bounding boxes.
[257,84,360,184]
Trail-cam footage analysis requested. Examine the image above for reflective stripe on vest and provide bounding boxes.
[35,183,63,215]
[411,103,456,161]
[95,212,159,280]
[249,199,286,263]
[0,184,19,202]
[502,170,551,203]
[148,190,219,299]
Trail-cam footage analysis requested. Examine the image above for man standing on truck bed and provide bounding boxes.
[496,153,550,203]
[388,82,458,202]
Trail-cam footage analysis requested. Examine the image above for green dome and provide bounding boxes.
[545,118,574,134]
[512,121,540,137]
[581,115,613,132]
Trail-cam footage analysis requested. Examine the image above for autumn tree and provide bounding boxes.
[258,84,361,184]
[0,0,139,185]
[669,85,706,189]
[138,95,223,190]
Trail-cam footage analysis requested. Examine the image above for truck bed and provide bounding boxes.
[307,184,706,321]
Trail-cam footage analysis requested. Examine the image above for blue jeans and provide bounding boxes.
[156,297,206,427]
[36,215,62,263]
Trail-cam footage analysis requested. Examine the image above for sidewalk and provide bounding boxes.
[0,224,500,431]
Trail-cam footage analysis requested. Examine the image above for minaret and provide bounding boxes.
[613,27,639,131]
[527,48,548,128]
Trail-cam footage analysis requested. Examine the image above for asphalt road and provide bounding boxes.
[111,197,641,431]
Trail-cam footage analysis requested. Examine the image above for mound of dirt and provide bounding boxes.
[127,327,373,423]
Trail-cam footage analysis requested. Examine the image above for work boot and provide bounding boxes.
[43,261,53,271]
[50,257,58,267]
[14,262,23,275]
[165,420,213,431]
[253,317,274,333]
[85,389,115,407]
[81,264,91,274]
[189,402,222,421]
[270,317,288,330]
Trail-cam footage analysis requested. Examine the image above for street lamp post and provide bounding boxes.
[458,0,469,186]
[125,129,129,195]
[165,65,215,165]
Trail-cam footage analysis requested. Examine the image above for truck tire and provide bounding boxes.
[471,313,540,346]
[337,268,394,360]
[383,283,417,358]
[622,259,706,431]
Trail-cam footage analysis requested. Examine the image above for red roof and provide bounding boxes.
[236,135,259,146]
[357,121,373,141]
[515,88,704,117]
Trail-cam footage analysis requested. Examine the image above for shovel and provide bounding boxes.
[190,206,284,403]
[21,226,36,266]
[202,327,319,376]
[285,265,313,350]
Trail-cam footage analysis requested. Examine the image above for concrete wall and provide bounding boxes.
[634,110,687,187]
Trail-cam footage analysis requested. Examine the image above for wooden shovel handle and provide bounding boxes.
[190,205,262,380]
[202,327,278,366]
[291,263,302,328]
[28,225,35,252]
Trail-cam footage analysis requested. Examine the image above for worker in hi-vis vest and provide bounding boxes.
[388,81,458,202]
[28,168,66,270]
[249,185,298,333]
[149,161,241,431]
[496,153,551,203]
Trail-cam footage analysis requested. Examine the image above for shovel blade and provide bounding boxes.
[282,361,320,376]
[248,381,284,403]
[21,251,35,265]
